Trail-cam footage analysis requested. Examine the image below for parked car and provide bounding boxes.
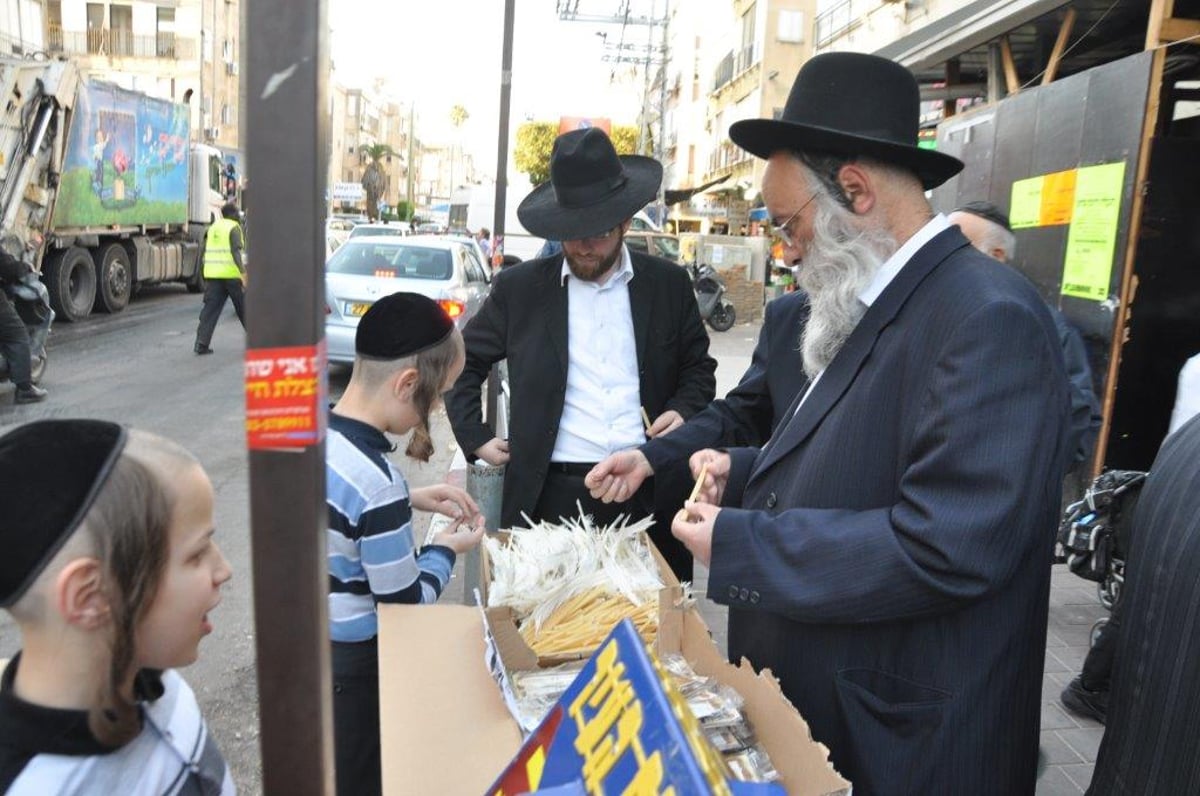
[624,231,682,263]
[347,222,408,240]
[416,222,445,235]
[326,217,357,253]
[324,235,492,364]
[445,234,492,273]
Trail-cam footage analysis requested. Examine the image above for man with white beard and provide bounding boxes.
[663,53,1071,794]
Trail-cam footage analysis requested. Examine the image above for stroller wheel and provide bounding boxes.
[1098,577,1121,610]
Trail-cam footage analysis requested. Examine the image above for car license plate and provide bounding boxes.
[346,301,372,317]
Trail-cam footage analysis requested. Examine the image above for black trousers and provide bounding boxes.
[0,292,32,387]
[331,638,382,796]
[1081,594,1123,691]
[195,278,246,348]
[532,468,693,582]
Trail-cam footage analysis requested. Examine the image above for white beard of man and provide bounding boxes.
[796,193,897,380]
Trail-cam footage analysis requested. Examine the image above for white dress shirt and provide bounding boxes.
[795,214,952,413]
[551,245,647,462]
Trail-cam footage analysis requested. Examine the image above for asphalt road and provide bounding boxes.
[0,285,758,793]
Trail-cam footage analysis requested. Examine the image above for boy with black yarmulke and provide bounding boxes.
[325,292,484,796]
[0,419,234,794]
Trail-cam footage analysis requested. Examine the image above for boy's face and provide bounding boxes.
[135,463,232,670]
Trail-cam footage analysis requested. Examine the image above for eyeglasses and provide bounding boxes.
[566,227,620,246]
[770,192,818,249]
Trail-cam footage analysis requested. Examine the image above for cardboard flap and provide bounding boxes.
[377,604,522,796]
[678,610,850,795]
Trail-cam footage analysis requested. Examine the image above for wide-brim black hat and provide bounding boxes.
[518,127,663,241]
[730,52,963,190]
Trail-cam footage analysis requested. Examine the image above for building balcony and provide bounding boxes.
[704,141,753,181]
[46,25,197,60]
[814,0,864,50]
[710,44,760,96]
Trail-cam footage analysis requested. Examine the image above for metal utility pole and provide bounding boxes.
[558,1,670,221]
[406,102,416,217]
[493,0,515,247]
[246,0,334,791]
[656,2,669,222]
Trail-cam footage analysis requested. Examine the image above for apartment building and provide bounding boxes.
[32,0,240,152]
[1,0,46,53]
[334,85,416,215]
[696,0,815,230]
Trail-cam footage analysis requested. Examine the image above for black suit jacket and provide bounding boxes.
[446,250,717,528]
[712,227,1070,794]
[1089,414,1200,794]
[642,290,810,474]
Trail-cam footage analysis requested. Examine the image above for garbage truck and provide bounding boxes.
[0,55,229,322]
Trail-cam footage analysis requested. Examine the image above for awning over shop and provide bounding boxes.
[665,176,730,206]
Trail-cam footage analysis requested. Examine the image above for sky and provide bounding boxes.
[330,0,678,184]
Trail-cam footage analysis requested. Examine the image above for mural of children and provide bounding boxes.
[91,127,110,192]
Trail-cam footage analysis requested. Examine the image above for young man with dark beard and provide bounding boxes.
[665,53,1071,793]
[444,128,716,580]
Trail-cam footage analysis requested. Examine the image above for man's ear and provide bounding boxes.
[392,367,420,401]
[55,558,111,629]
[991,246,1008,262]
[836,163,875,215]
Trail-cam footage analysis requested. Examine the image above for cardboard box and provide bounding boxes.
[378,600,850,796]
[479,530,681,667]
[487,619,780,795]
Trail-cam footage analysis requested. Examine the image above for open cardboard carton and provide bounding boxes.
[378,597,850,795]
[478,530,682,667]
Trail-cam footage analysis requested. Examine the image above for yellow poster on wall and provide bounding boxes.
[1009,177,1044,229]
[1061,162,1126,301]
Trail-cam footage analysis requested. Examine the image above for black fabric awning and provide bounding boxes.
[664,176,730,206]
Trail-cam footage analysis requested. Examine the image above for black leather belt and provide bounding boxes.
[548,461,598,477]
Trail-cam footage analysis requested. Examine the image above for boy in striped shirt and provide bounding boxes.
[325,293,484,796]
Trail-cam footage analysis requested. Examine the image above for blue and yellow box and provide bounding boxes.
[487,619,783,796]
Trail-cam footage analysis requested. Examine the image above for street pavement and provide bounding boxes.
[0,288,1109,793]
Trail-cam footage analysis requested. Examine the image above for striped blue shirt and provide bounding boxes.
[326,413,455,643]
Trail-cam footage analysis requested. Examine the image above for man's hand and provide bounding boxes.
[432,514,485,554]
[411,483,481,523]
[672,501,718,567]
[585,450,654,504]
[474,437,510,466]
[688,449,731,506]
[646,410,685,438]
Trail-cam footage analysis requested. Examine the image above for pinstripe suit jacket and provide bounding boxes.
[709,227,1070,794]
[1089,413,1200,795]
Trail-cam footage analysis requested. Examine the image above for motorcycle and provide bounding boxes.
[0,270,54,387]
[690,262,736,333]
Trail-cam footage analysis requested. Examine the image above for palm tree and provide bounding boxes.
[448,104,469,193]
[360,142,397,221]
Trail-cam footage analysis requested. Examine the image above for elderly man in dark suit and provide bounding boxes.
[445,128,716,579]
[667,53,1070,793]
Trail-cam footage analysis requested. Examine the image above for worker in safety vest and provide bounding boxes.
[194,202,246,355]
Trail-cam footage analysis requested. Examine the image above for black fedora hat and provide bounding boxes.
[730,52,963,189]
[517,127,662,241]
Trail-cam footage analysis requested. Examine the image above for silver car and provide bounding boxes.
[324,235,491,364]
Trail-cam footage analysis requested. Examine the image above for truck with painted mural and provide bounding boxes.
[0,56,228,322]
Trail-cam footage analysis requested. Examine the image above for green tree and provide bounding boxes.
[360,142,397,221]
[514,123,642,187]
[610,125,640,156]
[448,104,470,192]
